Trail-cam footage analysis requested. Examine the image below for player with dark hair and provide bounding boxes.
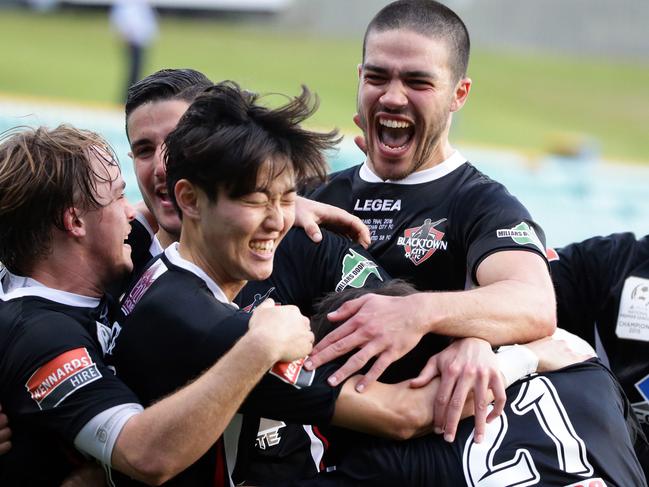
[306,0,555,445]
[291,281,647,487]
[550,233,649,474]
[108,83,547,486]
[123,68,392,482]
[0,125,315,486]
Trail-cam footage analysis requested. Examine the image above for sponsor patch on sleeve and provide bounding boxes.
[496,222,544,252]
[336,249,383,292]
[269,357,315,389]
[25,347,102,410]
[546,247,559,261]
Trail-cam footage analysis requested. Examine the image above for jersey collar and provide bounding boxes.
[164,243,235,306]
[134,211,164,257]
[0,267,101,308]
[359,150,467,185]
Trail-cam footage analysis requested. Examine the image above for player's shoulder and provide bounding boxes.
[453,162,515,203]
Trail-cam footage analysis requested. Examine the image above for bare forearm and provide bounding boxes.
[413,278,556,345]
[112,332,276,484]
[332,376,443,440]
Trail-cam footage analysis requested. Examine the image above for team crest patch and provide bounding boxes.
[25,347,102,410]
[242,287,275,313]
[335,250,382,292]
[496,222,544,252]
[270,357,315,389]
[397,218,448,266]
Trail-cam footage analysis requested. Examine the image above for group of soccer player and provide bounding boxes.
[0,1,647,486]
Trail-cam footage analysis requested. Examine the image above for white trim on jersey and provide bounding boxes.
[359,150,467,185]
[303,424,325,472]
[74,402,144,466]
[164,243,235,306]
[224,414,244,487]
[0,269,100,308]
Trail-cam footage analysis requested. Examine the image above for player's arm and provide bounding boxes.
[294,196,371,248]
[307,249,555,388]
[90,304,313,485]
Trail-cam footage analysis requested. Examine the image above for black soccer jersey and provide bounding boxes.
[551,232,649,471]
[0,268,140,486]
[290,360,646,487]
[108,244,345,486]
[235,227,389,317]
[309,153,548,290]
[234,227,389,483]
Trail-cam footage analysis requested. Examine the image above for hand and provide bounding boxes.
[249,300,314,363]
[294,196,371,248]
[0,404,11,455]
[410,338,507,444]
[352,113,368,155]
[523,330,595,372]
[60,462,106,487]
[305,293,427,392]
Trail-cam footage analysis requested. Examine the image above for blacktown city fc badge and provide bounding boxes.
[397,218,448,266]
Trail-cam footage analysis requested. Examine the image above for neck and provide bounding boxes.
[157,227,178,249]
[30,256,104,298]
[177,233,245,302]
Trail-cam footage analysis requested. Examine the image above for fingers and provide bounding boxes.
[350,349,394,392]
[409,356,439,389]
[306,327,364,372]
[302,221,323,244]
[441,367,475,442]
[433,363,459,435]
[471,370,490,444]
[486,373,507,423]
[256,298,275,309]
[0,410,12,455]
[325,341,382,387]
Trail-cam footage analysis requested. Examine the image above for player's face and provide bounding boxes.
[82,151,136,287]
[357,29,467,180]
[127,99,189,240]
[200,159,296,296]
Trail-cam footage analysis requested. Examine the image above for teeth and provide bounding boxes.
[379,118,412,129]
[250,241,274,253]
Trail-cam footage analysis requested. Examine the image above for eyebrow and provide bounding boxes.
[363,63,437,80]
[129,137,152,152]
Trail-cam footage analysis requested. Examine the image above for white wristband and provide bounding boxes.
[496,344,539,388]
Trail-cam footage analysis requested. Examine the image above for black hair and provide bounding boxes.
[164,81,339,212]
[363,0,470,81]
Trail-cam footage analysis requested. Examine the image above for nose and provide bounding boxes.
[153,144,166,180]
[124,198,136,222]
[264,200,288,232]
[379,80,408,110]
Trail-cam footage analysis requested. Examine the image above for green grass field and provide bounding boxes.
[1,8,648,161]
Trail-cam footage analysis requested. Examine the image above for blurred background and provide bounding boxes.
[1,0,648,246]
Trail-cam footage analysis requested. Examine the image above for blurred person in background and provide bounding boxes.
[110,0,158,101]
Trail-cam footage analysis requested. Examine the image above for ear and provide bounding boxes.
[63,207,86,237]
[174,179,201,220]
[450,77,472,113]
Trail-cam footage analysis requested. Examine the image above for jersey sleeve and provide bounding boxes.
[551,232,638,339]
[0,312,139,444]
[455,179,548,285]
[244,229,389,316]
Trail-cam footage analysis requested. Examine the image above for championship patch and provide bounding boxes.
[270,357,315,389]
[335,249,382,292]
[396,218,448,266]
[496,222,544,252]
[615,276,649,342]
[25,347,102,410]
